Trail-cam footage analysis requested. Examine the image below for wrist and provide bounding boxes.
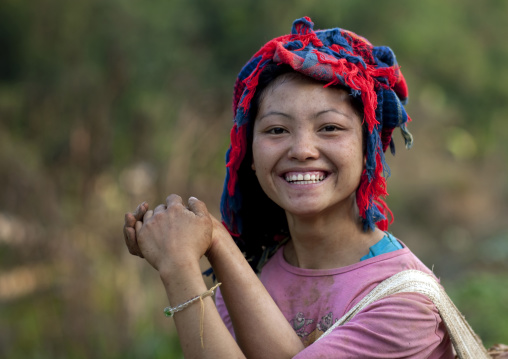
[159,256,202,285]
[159,260,208,306]
[206,218,234,266]
[205,235,222,267]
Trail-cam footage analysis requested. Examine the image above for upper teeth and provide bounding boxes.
[285,173,325,183]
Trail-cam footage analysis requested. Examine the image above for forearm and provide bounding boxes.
[206,234,304,359]
[126,197,248,357]
[160,259,245,359]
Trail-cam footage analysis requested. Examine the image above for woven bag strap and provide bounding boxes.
[315,269,490,359]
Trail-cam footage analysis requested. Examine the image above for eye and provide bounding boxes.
[267,127,287,135]
[320,125,342,132]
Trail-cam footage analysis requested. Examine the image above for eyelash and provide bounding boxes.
[266,127,287,135]
[264,124,343,135]
[320,125,342,132]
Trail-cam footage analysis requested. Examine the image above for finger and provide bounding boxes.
[143,210,154,222]
[133,202,149,220]
[135,220,143,233]
[187,196,209,217]
[123,226,143,257]
[125,202,149,228]
[153,204,166,215]
[125,212,136,228]
[135,221,144,257]
[166,194,183,208]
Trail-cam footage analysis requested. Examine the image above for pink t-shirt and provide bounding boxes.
[216,243,455,358]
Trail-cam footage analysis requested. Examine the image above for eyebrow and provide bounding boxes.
[257,111,292,122]
[314,109,352,119]
[258,109,353,122]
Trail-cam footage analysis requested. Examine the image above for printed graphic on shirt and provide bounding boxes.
[289,312,314,337]
[290,311,338,346]
[317,311,334,332]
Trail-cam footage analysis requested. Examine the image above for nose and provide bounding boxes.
[288,131,319,161]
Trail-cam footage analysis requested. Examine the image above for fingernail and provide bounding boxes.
[189,196,198,201]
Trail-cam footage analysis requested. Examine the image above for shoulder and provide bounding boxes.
[355,238,436,280]
[293,291,453,359]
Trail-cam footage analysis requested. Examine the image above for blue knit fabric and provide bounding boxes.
[360,232,403,261]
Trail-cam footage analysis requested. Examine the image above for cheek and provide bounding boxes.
[251,139,275,188]
[251,138,260,171]
[251,135,267,172]
[351,131,366,170]
[336,137,365,179]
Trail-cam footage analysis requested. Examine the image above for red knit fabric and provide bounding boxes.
[226,124,247,196]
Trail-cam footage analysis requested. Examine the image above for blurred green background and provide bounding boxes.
[1,0,507,357]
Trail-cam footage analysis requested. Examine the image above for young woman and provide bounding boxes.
[123,17,454,358]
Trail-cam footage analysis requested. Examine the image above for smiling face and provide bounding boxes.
[251,74,364,219]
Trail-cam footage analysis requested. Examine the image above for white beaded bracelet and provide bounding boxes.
[164,282,222,317]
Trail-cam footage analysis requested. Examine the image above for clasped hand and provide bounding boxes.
[123,194,213,273]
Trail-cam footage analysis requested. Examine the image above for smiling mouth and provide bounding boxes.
[284,171,327,184]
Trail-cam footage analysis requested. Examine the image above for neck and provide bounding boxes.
[283,201,385,269]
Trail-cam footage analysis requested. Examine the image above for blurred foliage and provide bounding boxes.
[0,0,507,357]
[445,272,508,348]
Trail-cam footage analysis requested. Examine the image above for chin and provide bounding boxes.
[282,203,328,218]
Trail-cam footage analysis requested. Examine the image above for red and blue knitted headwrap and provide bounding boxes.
[220,16,413,238]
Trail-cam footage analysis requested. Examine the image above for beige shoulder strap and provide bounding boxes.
[316,269,490,359]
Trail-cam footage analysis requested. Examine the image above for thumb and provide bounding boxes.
[187,196,209,217]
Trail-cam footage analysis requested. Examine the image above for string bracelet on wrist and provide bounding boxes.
[163,282,222,348]
[163,282,222,317]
